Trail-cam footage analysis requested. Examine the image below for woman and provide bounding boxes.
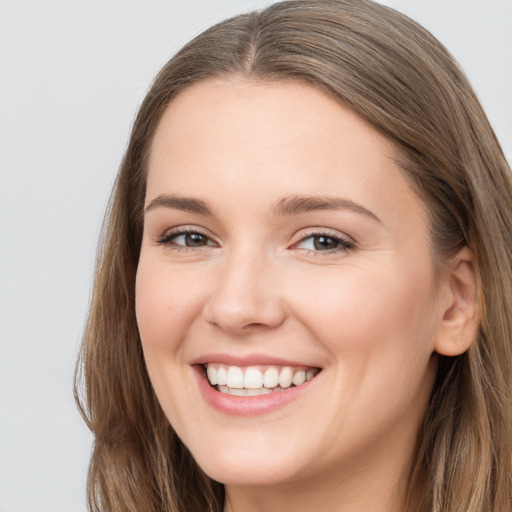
[75,1,512,511]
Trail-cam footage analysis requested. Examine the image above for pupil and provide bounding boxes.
[186,233,206,246]
[314,236,338,250]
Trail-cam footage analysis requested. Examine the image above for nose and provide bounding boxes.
[203,249,287,335]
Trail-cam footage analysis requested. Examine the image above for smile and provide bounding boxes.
[204,363,320,396]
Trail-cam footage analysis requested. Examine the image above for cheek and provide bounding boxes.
[301,260,434,329]
[289,261,438,444]
[135,257,206,355]
[134,257,207,424]
[290,258,439,382]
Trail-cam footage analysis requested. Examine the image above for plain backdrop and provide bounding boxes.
[0,1,510,511]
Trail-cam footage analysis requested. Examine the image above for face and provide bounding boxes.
[135,79,442,489]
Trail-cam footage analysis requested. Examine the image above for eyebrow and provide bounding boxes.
[144,194,213,216]
[144,193,381,223]
[274,195,381,223]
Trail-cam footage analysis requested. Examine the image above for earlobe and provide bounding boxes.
[434,247,480,357]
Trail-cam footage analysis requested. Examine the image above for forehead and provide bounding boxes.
[147,79,427,229]
[151,78,390,161]
[150,78,389,161]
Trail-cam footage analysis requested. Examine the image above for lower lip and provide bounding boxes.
[193,366,318,417]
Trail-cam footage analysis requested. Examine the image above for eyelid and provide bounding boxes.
[290,228,356,253]
[291,227,354,244]
[155,225,218,248]
[153,225,355,254]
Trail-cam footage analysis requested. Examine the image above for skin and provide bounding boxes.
[135,79,477,512]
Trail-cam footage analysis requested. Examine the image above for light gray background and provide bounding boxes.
[0,2,510,511]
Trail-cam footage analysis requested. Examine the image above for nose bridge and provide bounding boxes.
[205,242,285,333]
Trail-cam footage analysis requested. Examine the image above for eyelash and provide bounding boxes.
[155,227,356,255]
[292,231,355,255]
[155,227,216,252]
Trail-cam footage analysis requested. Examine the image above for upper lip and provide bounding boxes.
[189,352,321,368]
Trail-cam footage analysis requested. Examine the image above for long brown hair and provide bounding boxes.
[75,1,512,510]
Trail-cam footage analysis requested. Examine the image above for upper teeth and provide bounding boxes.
[205,363,318,390]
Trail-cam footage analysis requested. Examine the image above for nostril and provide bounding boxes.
[207,319,278,334]
[245,322,267,330]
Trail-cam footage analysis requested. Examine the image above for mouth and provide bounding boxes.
[203,363,321,397]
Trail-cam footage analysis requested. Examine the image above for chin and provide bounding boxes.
[186,435,307,487]
[199,460,297,487]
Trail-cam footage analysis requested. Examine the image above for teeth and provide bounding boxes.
[205,364,319,393]
[263,367,279,388]
[218,385,273,396]
[228,387,248,396]
[217,366,227,385]
[292,370,306,386]
[226,366,244,389]
[206,365,217,385]
[244,367,263,389]
[278,366,293,388]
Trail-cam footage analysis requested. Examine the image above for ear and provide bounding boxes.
[434,247,480,356]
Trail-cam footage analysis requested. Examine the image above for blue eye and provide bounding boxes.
[296,234,354,252]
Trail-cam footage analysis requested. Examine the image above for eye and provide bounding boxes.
[172,232,210,247]
[156,228,216,249]
[294,233,355,253]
